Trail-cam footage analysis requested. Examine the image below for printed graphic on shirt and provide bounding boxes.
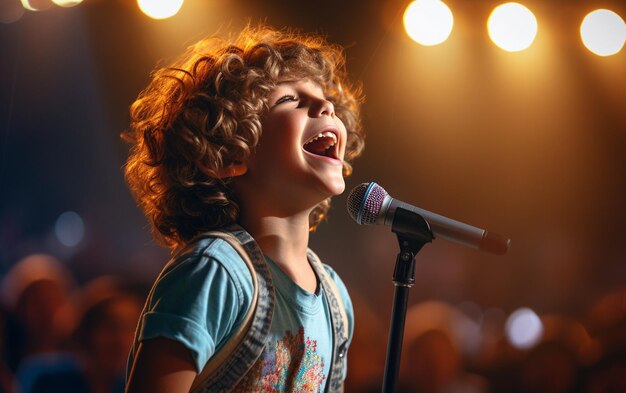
[234,327,326,393]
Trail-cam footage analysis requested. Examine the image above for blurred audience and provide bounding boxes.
[405,329,489,393]
[0,255,142,393]
[582,289,626,393]
[345,292,388,393]
[399,301,489,393]
[519,340,580,393]
[1,254,75,360]
[1,254,76,393]
[508,314,588,393]
[2,252,626,393]
[28,276,142,393]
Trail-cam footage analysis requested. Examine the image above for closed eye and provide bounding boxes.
[274,95,298,106]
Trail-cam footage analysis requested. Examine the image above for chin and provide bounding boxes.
[326,177,346,196]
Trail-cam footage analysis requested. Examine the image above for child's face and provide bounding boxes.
[241,79,348,210]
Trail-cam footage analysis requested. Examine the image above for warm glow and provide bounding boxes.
[1,0,25,23]
[403,0,454,46]
[505,308,543,349]
[137,0,184,20]
[580,9,626,57]
[488,2,538,52]
[20,0,53,11]
[51,0,83,7]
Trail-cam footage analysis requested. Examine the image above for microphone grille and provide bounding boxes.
[346,182,388,225]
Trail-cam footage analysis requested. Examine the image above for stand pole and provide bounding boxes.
[381,208,433,393]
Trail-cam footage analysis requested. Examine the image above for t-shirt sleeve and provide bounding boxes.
[137,239,254,373]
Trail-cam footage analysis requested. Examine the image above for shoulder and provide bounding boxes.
[149,235,256,318]
[171,236,251,276]
[161,236,255,301]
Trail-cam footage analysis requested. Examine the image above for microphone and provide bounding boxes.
[347,182,511,255]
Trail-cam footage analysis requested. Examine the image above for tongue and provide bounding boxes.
[304,139,331,156]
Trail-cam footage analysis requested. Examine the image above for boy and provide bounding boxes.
[123,25,365,392]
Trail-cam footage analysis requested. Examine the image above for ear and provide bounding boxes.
[213,162,248,178]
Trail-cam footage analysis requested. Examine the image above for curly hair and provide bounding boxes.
[123,25,365,250]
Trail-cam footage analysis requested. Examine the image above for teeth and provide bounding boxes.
[304,131,337,146]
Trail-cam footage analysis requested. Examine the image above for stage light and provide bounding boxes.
[51,0,83,7]
[580,9,626,57]
[505,308,543,349]
[20,0,53,11]
[488,2,538,52]
[403,0,454,46]
[137,0,184,20]
[55,211,85,247]
[1,0,25,23]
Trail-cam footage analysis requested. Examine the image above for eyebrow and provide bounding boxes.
[276,78,323,88]
[274,80,326,97]
[276,79,299,86]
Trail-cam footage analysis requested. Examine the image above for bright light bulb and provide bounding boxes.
[404,0,454,46]
[488,2,538,52]
[580,9,626,57]
[137,0,184,20]
[52,0,83,7]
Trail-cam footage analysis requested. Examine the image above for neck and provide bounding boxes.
[237,207,318,293]
[238,211,311,267]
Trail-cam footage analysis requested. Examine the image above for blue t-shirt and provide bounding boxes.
[127,237,354,392]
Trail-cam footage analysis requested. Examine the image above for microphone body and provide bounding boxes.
[347,182,511,255]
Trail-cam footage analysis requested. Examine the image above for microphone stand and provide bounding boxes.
[382,207,433,393]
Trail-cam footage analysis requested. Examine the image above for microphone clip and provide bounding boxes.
[391,207,434,288]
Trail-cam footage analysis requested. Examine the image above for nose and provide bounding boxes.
[312,97,335,118]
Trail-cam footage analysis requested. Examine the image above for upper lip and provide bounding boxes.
[302,125,341,160]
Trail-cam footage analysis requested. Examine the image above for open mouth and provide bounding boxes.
[303,131,338,159]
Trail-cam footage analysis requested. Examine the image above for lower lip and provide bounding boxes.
[303,149,343,165]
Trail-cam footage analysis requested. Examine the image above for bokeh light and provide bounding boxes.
[505,308,544,349]
[20,0,53,11]
[51,0,84,7]
[403,0,454,46]
[488,2,538,52]
[1,0,25,23]
[137,0,184,20]
[580,9,626,57]
[55,211,85,247]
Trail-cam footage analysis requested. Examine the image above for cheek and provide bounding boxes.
[259,117,302,154]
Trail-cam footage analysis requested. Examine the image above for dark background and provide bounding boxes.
[1,0,625,343]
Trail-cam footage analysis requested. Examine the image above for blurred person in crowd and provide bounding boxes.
[582,289,626,393]
[0,254,76,392]
[516,313,591,393]
[400,301,489,393]
[402,329,489,393]
[28,276,142,393]
[482,313,591,393]
[518,340,581,393]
